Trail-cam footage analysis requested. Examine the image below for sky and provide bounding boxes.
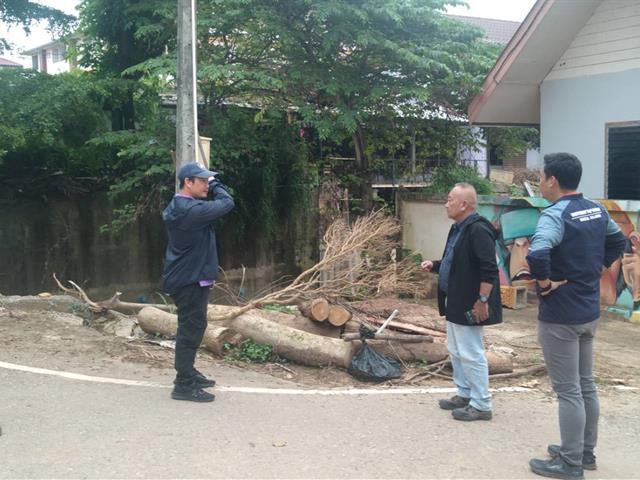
[1,0,538,66]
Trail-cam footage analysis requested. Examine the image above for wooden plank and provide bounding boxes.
[553,47,640,70]
[560,36,640,60]
[579,14,640,36]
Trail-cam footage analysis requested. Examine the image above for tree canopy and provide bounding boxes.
[0,0,75,52]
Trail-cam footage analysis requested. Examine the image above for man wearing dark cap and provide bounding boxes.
[162,162,235,402]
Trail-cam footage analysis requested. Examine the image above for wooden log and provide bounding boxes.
[342,332,433,343]
[352,340,449,363]
[327,305,352,326]
[226,313,355,368]
[485,351,514,374]
[207,304,341,338]
[393,314,446,333]
[348,340,513,373]
[348,317,446,337]
[298,298,330,322]
[137,307,242,355]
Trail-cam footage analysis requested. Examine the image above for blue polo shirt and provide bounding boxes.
[527,194,626,324]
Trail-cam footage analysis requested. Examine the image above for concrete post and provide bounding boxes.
[176,0,198,191]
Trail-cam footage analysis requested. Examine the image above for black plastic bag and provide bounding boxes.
[347,325,402,381]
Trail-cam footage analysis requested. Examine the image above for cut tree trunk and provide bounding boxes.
[208,304,354,366]
[327,305,352,326]
[226,313,355,368]
[485,352,514,374]
[207,304,340,339]
[298,298,330,322]
[137,307,242,355]
[352,340,449,364]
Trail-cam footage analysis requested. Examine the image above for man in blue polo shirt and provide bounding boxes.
[527,153,626,479]
[162,162,234,403]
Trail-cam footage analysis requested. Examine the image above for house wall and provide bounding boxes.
[526,149,542,170]
[546,0,640,81]
[540,67,640,198]
[28,45,71,74]
[458,126,488,177]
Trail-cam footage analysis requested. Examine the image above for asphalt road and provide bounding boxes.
[1,363,639,479]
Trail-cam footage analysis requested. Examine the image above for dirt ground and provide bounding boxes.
[1,294,638,393]
[3,294,640,480]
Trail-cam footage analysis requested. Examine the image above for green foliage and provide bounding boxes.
[77,0,174,75]
[0,69,109,178]
[186,1,493,143]
[484,126,540,163]
[202,106,313,241]
[425,162,493,196]
[228,338,274,363]
[262,304,298,314]
[0,0,75,52]
[508,183,525,197]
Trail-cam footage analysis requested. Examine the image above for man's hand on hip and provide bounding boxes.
[539,279,568,296]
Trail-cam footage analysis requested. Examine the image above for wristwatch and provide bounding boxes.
[479,294,489,303]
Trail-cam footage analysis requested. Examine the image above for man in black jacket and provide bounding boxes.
[422,183,502,421]
[162,162,235,403]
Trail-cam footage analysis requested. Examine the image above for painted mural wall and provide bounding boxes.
[401,194,640,321]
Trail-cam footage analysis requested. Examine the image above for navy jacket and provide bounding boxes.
[162,183,235,295]
[433,215,503,326]
[527,193,626,324]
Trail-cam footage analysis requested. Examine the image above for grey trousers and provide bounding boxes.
[538,319,599,467]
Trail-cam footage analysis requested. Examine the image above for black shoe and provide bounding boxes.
[438,395,470,410]
[547,444,597,471]
[530,456,584,479]
[451,404,492,421]
[171,384,215,403]
[193,370,216,388]
[174,371,216,389]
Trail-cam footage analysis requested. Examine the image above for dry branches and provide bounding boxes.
[211,211,425,321]
[53,273,174,314]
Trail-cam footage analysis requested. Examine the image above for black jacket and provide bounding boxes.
[161,183,234,295]
[433,215,502,326]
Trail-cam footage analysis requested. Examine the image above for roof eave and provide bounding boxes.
[468,0,553,124]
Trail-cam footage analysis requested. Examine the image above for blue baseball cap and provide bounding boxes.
[177,162,218,181]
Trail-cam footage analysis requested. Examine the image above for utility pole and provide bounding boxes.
[175,0,198,190]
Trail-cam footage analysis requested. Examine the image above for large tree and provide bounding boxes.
[190,0,494,210]
[76,0,174,129]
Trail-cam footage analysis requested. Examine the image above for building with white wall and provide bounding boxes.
[23,40,72,75]
[469,0,640,200]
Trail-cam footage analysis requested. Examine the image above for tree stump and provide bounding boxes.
[299,298,330,322]
[327,305,352,326]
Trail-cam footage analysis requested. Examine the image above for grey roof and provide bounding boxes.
[447,14,521,45]
[0,57,22,68]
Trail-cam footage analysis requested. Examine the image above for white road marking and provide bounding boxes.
[2,360,636,395]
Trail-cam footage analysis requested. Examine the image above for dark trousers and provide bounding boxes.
[172,283,210,384]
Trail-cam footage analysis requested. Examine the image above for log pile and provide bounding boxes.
[298,298,352,327]
[135,297,516,376]
[52,271,525,378]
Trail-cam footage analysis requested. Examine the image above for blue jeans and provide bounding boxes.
[447,322,492,411]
